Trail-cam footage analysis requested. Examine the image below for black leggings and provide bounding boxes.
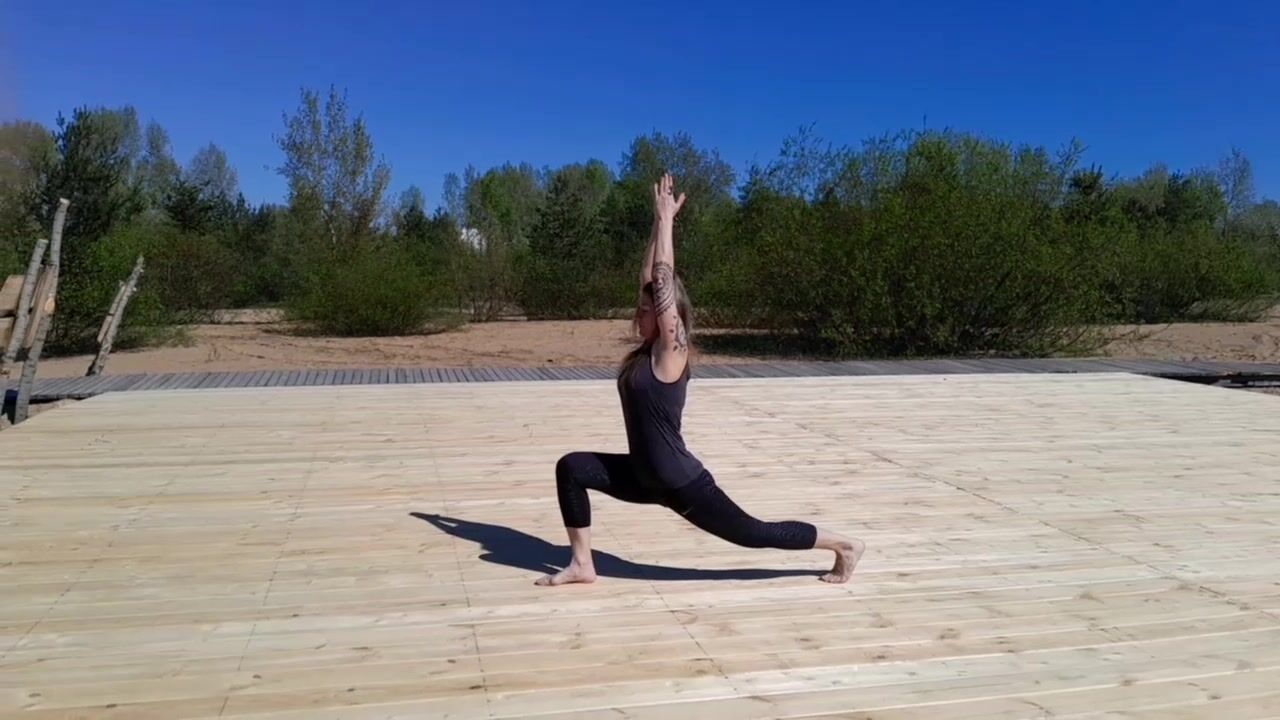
[554,451,817,550]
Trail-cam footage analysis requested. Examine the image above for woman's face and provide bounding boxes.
[635,292,658,341]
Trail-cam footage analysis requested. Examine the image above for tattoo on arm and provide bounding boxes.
[674,318,688,352]
[652,261,676,315]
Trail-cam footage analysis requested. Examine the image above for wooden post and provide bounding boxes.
[87,255,144,377]
[11,199,70,425]
[48,198,68,272]
[0,238,49,373]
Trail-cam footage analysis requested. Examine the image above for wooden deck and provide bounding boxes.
[2,373,1279,718]
[7,357,1280,401]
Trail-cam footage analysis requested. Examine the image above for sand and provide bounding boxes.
[32,319,756,378]
[30,309,1280,379]
[1102,306,1280,364]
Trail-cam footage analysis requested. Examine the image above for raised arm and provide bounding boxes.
[639,213,658,287]
[651,173,688,381]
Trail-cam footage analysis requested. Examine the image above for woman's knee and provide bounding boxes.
[555,452,592,485]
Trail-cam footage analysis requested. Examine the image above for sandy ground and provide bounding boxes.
[33,320,752,377]
[1102,307,1280,364]
[31,309,1280,379]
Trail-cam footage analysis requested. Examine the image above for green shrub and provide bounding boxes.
[1104,226,1275,323]
[286,242,435,336]
[701,131,1110,357]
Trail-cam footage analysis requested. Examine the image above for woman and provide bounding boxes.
[537,173,865,586]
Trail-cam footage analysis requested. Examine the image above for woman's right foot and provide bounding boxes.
[535,559,597,586]
[821,538,866,584]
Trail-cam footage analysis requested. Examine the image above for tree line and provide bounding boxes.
[1,86,1278,357]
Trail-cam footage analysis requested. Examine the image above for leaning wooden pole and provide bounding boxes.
[0,238,48,373]
[12,199,70,425]
[48,198,68,272]
[87,255,144,377]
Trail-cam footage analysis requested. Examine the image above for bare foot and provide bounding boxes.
[535,560,597,587]
[820,538,865,584]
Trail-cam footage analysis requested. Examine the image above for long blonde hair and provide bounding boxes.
[618,275,694,387]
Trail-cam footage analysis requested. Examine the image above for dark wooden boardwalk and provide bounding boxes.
[6,358,1280,401]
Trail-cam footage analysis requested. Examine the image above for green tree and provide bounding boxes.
[520,160,615,318]
[186,142,239,203]
[163,177,222,234]
[449,163,546,320]
[393,185,429,239]
[276,86,390,249]
[32,106,146,349]
[1217,147,1255,224]
[135,121,180,209]
[603,132,735,292]
[0,121,54,273]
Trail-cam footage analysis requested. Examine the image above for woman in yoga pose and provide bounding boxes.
[537,173,865,586]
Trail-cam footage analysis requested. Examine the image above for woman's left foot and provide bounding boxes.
[821,539,865,584]
[535,559,597,587]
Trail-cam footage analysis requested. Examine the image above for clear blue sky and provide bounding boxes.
[4,0,1278,207]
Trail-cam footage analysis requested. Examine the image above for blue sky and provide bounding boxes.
[4,0,1278,206]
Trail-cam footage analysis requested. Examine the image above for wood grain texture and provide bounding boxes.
[0,275,24,316]
[2,374,1278,718]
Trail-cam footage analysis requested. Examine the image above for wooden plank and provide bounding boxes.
[104,374,145,393]
[129,373,166,391]
[56,378,94,398]
[3,373,1280,717]
[31,376,73,396]
[18,266,54,351]
[758,363,800,377]
[208,371,237,389]
[0,272,22,315]
[0,274,24,316]
[1,239,48,368]
[66,376,110,398]
[230,371,249,388]
[177,372,206,389]
[0,316,12,350]
[693,364,728,379]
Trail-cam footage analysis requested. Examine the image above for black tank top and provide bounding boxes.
[618,351,706,489]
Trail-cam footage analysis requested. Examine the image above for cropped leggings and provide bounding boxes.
[554,451,817,550]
